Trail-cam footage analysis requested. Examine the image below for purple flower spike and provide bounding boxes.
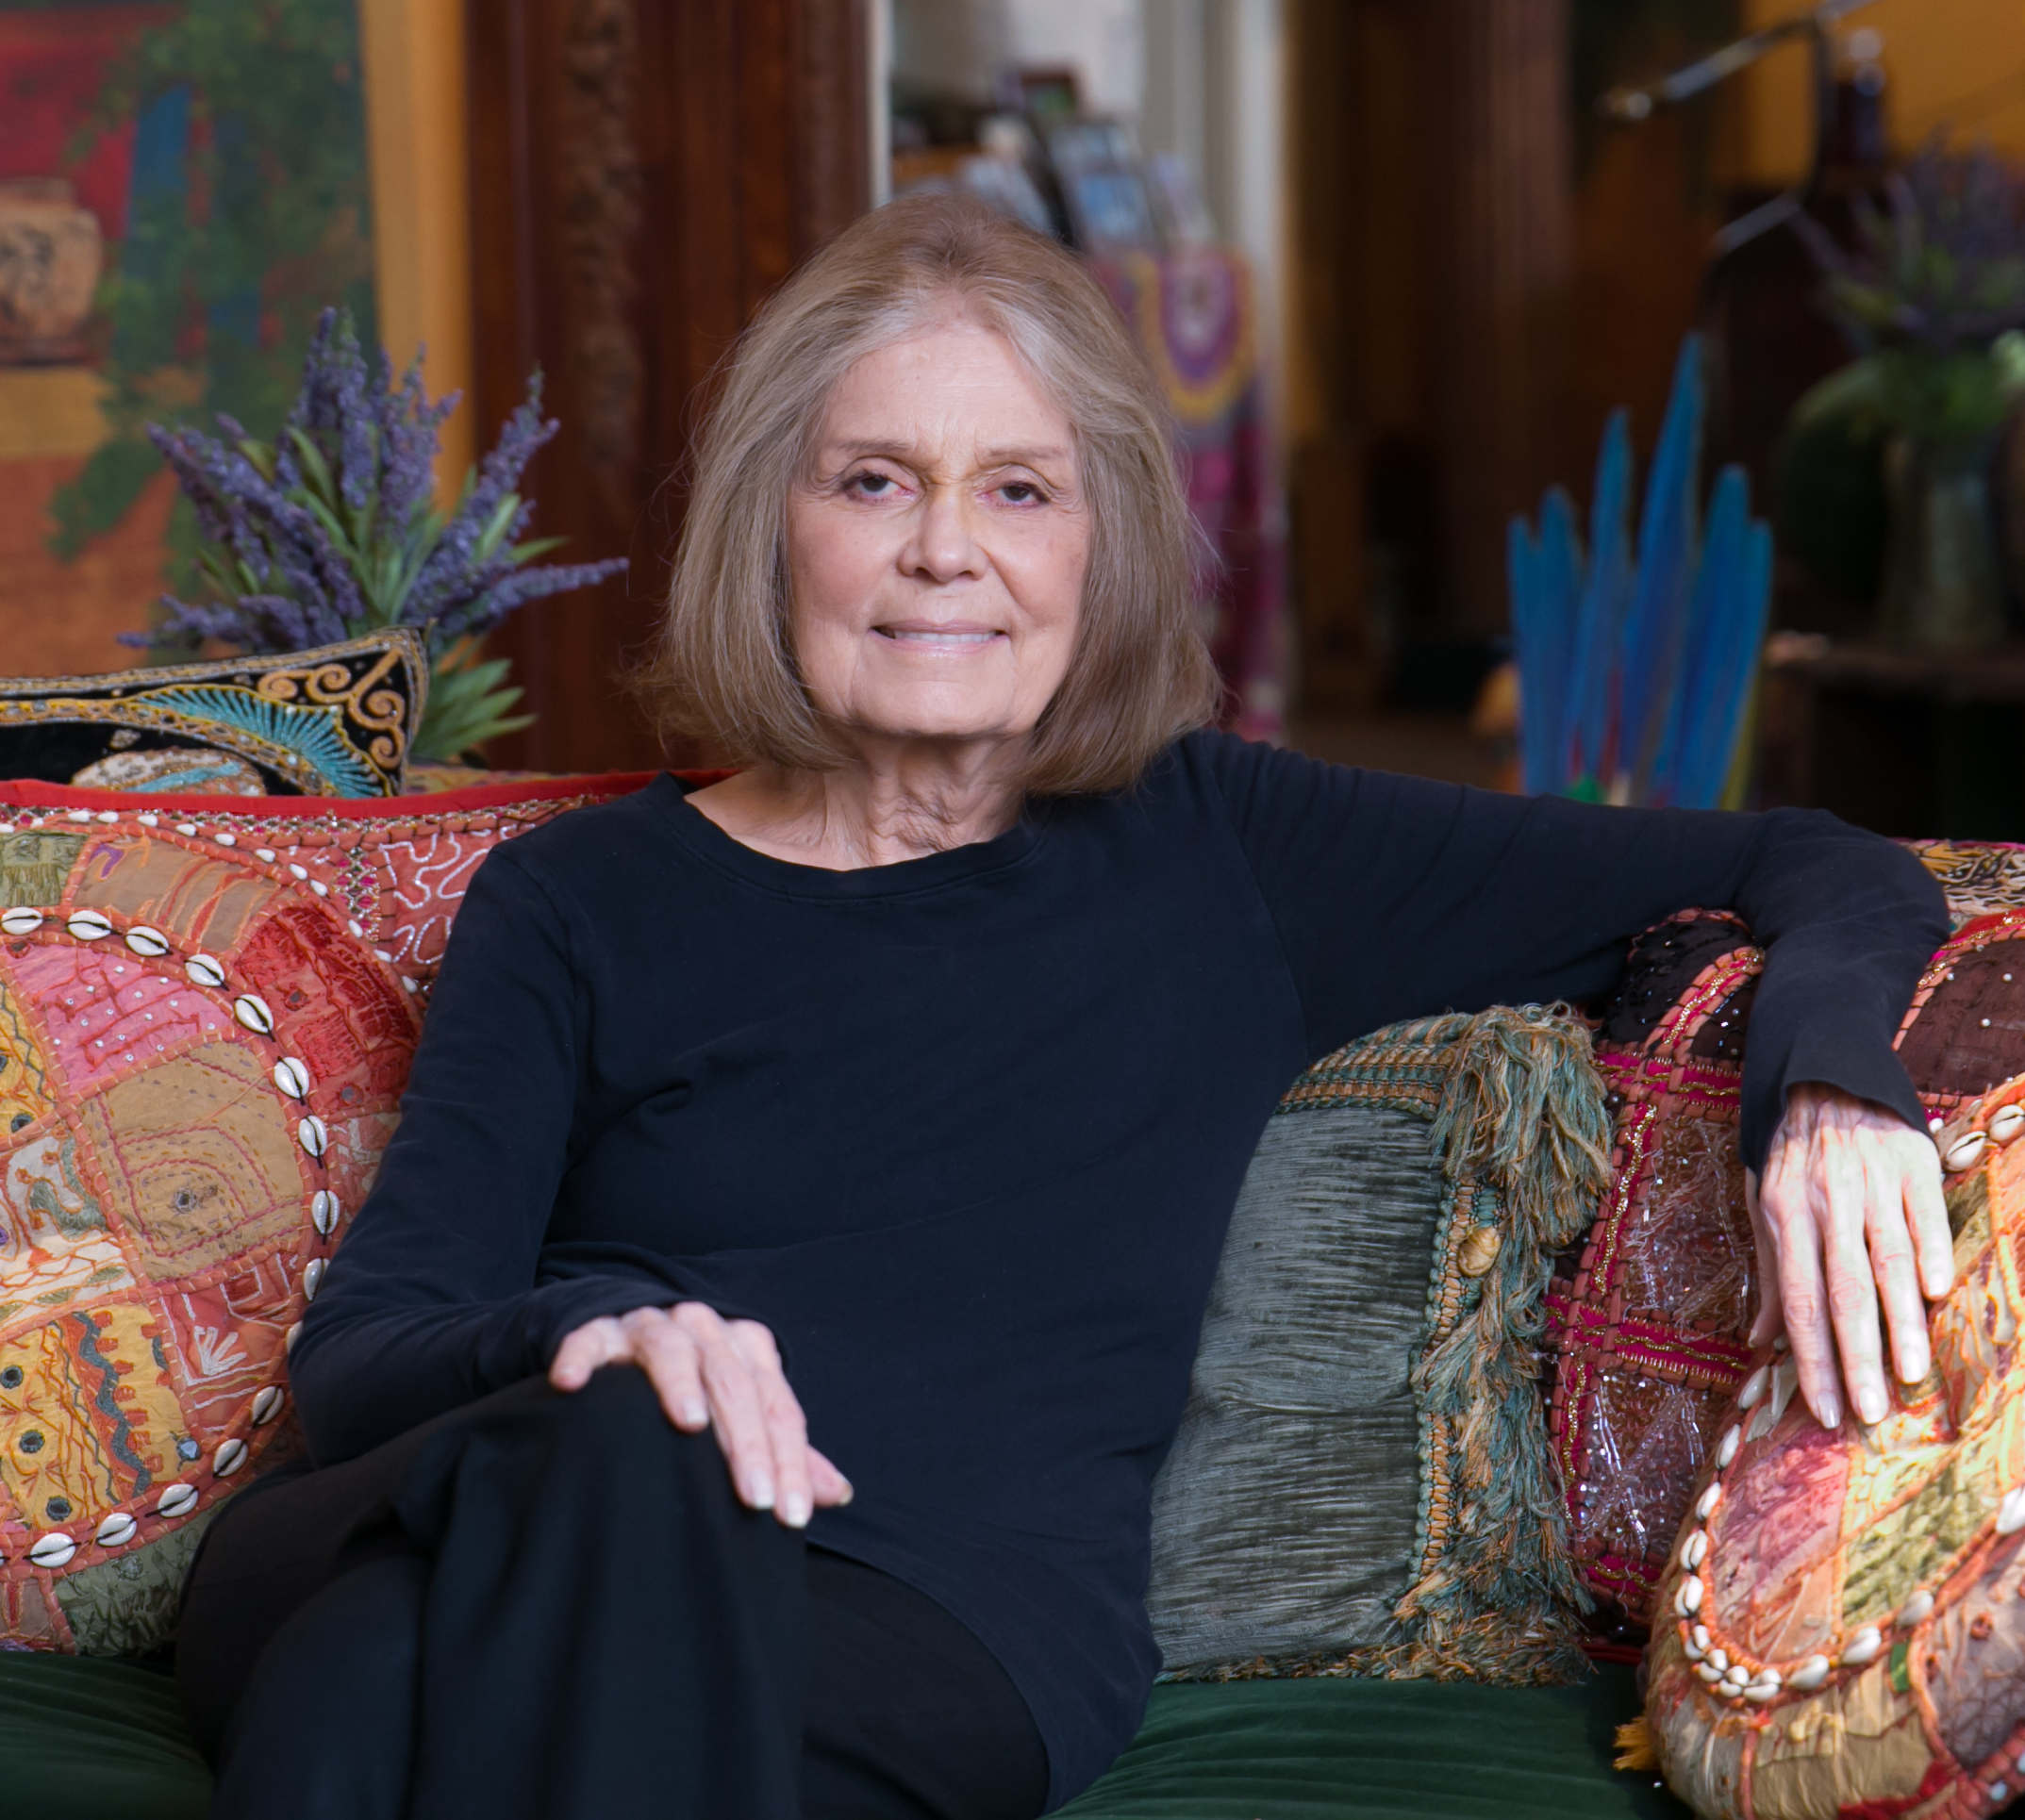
[145,305,627,755]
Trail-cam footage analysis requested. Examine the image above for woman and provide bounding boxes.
[177,195,1950,1820]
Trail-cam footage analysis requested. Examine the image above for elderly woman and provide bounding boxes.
[176,196,1950,1820]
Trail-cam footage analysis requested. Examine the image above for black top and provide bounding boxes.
[292,733,1947,1810]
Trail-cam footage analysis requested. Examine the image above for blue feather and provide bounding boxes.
[1508,332,1771,812]
[135,685,378,796]
[1618,337,1704,799]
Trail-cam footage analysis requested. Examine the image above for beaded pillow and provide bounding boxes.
[1547,911,1763,1634]
[0,769,660,1652]
[1550,856,2025,1641]
[1147,1005,1608,1685]
[0,631,427,799]
[1639,1069,2025,1820]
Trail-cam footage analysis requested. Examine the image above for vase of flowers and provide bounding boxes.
[141,308,627,759]
[1800,143,2025,648]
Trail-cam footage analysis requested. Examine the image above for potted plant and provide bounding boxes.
[141,308,627,760]
[1796,141,2025,648]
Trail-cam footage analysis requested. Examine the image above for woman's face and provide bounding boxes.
[786,318,1089,752]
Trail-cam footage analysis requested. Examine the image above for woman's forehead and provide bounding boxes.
[820,323,1075,460]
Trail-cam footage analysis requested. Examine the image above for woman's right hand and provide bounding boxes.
[549,1302,852,1529]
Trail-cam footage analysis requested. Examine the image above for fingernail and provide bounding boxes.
[1858,1387,1888,1425]
[781,1494,811,1529]
[836,1481,854,1507]
[745,1474,775,1511]
[679,1398,706,1429]
[1817,1391,1841,1430]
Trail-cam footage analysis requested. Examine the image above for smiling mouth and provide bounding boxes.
[874,625,1002,647]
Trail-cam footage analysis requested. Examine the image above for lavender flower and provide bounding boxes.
[1800,139,2025,355]
[142,306,628,758]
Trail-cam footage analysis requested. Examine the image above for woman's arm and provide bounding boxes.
[289,849,713,1462]
[1203,735,1952,1426]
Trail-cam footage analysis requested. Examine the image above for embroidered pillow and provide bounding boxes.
[0,632,427,799]
[1640,1069,2025,1820]
[0,770,660,1651]
[1146,1006,1609,1684]
[1547,911,1763,1632]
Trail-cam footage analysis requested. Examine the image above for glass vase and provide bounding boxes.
[1877,429,2008,648]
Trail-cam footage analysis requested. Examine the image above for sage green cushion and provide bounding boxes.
[0,1653,1685,1820]
[1146,1102,1437,1667]
[1146,1010,1607,1681]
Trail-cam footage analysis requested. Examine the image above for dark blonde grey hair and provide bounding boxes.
[636,191,1220,794]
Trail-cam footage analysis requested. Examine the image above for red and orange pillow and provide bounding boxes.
[0,771,671,1651]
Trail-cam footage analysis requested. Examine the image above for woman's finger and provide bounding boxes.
[807,1446,854,1509]
[1816,1129,1888,1424]
[623,1307,710,1431]
[678,1304,782,1515]
[549,1315,630,1391]
[1901,1134,1953,1301]
[726,1319,814,1528]
[1859,1142,1931,1387]
[1763,1156,1840,1429]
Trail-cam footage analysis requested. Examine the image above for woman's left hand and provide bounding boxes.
[1749,1083,1953,1431]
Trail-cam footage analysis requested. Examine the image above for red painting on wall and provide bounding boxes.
[0,1,375,679]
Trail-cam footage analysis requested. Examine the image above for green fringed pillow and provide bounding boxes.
[1146,1006,1609,1683]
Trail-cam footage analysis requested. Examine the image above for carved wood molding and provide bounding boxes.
[561,0,642,514]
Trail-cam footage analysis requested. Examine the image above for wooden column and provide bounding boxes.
[467,0,871,772]
[1419,0,1572,635]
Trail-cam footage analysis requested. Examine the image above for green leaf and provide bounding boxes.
[414,646,535,762]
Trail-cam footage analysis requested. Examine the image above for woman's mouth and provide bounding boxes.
[874,622,1002,647]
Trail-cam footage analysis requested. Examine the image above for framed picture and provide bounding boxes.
[0,2,374,677]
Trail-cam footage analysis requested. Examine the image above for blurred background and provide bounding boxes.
[7,0,2025,834]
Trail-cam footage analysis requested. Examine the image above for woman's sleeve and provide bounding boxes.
[288,845,687,1464]
[1204,736,1949,1171]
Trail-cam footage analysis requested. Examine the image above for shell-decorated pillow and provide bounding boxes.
[0,771,661,1652]
[1641,1070,2025,1819]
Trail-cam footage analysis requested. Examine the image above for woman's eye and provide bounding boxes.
[848,472,897,497]
[999,482,1045,505]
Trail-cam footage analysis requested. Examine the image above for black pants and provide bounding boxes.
[176,1369,1049,1820]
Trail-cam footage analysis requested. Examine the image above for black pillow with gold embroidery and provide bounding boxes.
[0,631,426,798]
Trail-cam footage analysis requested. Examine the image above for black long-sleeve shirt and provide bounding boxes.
[291,732,1947,1810]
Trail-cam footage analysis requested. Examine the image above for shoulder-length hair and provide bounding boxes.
[635,192,1220,796]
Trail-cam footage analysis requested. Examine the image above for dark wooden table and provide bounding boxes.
[1759,637,2025,839]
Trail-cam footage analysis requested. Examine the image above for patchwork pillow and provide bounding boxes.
[1146,1005,1609,1685]
[1639,1069,2025,1820]
[0,632,427,799]
[0,769,660,1652]
[1551,856,2025,1640]
[1547,911,1763,1633]
[1905,839,2025,931]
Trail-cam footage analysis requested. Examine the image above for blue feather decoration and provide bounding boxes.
[1561,410,1634,793]
[135,686,379,796]
[1506,333,1772,810]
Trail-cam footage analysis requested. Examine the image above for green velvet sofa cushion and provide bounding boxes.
[0,1653,1687,1819]
[0,1655,209,1819]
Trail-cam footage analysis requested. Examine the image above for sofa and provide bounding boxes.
[14,759,2022,1819]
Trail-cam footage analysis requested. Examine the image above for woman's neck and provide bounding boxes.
[684,738,1027,870]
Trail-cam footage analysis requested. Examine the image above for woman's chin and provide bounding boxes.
[841,704,1036,749]
[819,681,1034,746]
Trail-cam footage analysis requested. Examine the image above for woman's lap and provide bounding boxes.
[177,1369,1047,1820]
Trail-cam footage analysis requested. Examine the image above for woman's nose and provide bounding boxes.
[901,485,988,584]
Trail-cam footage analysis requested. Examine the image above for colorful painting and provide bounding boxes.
[0,0,374,679]
[1090,248,1287,741]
